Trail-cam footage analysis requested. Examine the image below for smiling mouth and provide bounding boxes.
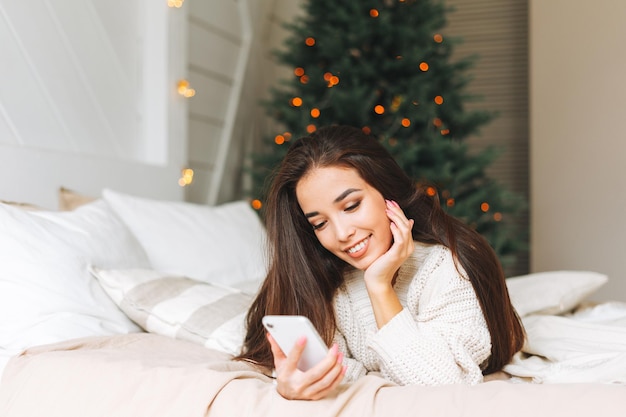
[346,236,370,254]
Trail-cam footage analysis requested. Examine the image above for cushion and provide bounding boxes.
[506,271,609,317]
[90,267,253,355]
[101,188,268,286]
[0,200,150,355]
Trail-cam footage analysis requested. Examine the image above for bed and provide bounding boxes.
[0,188,625,417]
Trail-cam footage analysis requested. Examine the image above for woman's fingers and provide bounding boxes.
[385,200,414,255]
[306,352,347,400]
[273,341,345,400]
[267,333,289,370]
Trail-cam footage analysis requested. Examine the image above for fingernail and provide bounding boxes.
[297,336,307,346]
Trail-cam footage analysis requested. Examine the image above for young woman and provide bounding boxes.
[237,125,524,400]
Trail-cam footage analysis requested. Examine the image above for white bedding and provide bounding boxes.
[0,351,11,379]
[1,191,625,400]
[505,301,626,383]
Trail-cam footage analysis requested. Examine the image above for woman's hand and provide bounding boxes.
[363,200,414,290]
[363,200,414,328]
[268,333,346,400]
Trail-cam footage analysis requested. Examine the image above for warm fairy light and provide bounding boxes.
[446,198,455,207]
[310,108,320,118]
[389,138,398,147]
[177,79,195,98]
[178,168,194,187]
[290,97,303,107]
[323,72,339,87]
[426,187,437,197]
[401,118,411,127]
[391,96,402,111]
[274,134,286,145]
[283,132,292,140]
[362,126,371,135]
[251,199,263,210]
[300,75,309,84]
[374,104,385,114]
[493,212,503,221]
[481,202,490,212]
[305,37,316,46]
[168,0,184,8]
[434,33,443,43]
[434,95,444,105]
[370,9,379,18]
[433,117,443,127]
[441,129,450,135]
[294,67,305,77]
[306,124,316,133]
[419,62,429,71]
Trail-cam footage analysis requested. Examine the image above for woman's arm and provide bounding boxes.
[363,200,413,328]
[369,247,491,386]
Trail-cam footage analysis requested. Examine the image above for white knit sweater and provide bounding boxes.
[333,242,491,386]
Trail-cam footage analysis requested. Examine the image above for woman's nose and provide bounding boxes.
[335,221,355,242]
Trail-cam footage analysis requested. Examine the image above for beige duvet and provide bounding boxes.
[0,333,624,417]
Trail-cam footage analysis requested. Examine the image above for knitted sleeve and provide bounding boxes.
[332,329,367,383]
[368,247,491,386]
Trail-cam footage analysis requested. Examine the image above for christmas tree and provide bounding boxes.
[250,0,526,268]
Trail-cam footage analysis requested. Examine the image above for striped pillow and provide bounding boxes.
[90,267,253,355]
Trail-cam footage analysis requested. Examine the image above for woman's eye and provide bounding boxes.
[345,201,361,212]
[312,221,326,231]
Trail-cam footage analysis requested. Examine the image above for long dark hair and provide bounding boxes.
[236,125,524,375]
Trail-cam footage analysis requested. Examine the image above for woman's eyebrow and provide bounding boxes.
[334,188,361,203]
[304,188,362,218]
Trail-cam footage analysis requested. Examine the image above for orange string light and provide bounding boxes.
[251,199,263,210]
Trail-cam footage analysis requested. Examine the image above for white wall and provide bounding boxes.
[0,0,187,209]
[530,0,626,301]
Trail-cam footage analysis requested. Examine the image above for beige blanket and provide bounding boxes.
[0,333,624,417]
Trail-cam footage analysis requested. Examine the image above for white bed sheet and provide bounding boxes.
[0,349,15,382]
[504,301,626,383]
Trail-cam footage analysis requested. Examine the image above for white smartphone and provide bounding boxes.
[262,315,329,371]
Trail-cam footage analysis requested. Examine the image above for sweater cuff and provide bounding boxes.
[368,308,416,358]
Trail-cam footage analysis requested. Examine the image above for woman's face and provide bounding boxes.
[296,166,393,270]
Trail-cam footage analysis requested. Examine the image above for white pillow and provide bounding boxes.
[506,271,608,317]
[90,267,253,355]
[102,188,268,286]
[0,200,149,353]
